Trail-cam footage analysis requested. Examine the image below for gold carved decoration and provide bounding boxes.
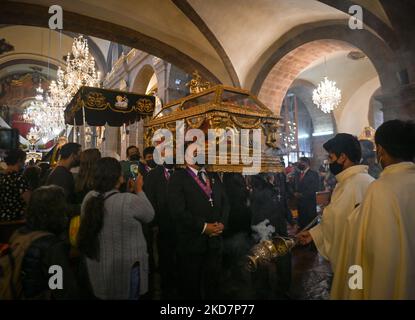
[185,70,211,94]
[263,123,281,149]
[86,92,109,109]
[186,115,206,129]
[231,115,262,129]
[136,98,154,113]
[358,126,376,142]
[144,84,284,173]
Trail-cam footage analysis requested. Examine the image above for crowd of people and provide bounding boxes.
[0,119,414,300]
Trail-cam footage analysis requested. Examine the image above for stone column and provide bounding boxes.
[153,57,168,102]
[103,125,120,158]
[375,84,415,121]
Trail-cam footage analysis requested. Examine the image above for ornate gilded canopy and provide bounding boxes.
[64,86,155,127]
[144,85,284,173]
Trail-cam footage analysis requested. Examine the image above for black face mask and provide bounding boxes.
[71,159,80,168]
[329,161,344,176]
[129,154,140,161]
[147,159,157,169]
[163,162,175,170]
[298,164,306,171]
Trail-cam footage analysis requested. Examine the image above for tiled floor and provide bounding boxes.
[150,234,333,300]
[289,245,333,300]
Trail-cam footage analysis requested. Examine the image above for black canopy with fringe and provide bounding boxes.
[64,86,155,127]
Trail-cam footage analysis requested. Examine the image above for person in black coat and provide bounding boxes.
[222,173,251,237]
[168,149,229,300]
[144,162,177,299]
[294,157,320,229]
[19,186,80,299]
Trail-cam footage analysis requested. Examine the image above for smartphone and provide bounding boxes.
[130,163,139,180]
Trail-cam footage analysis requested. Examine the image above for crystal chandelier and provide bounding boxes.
[24,35,100,145]
[312,77,342,113]
[24,83,66,144]
[48,35,100,108]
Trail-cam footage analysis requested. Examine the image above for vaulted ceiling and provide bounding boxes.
[1,0,401,90]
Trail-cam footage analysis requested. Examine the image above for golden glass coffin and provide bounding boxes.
[144,85,284,173]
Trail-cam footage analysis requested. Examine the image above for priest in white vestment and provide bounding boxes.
[330,120,415,300]
[297,134,374,272]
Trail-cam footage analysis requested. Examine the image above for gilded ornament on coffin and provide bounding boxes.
[185,70,212,94]
[186,115,206,129]
[230,115,261,129]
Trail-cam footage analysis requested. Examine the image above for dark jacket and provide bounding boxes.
[295,169,320,228]
[19,227,79,299]
[144,165,174,235]
[250,175,288,237]
[45,166,80,217]
[222,173,251,236]
[168,168,230,255]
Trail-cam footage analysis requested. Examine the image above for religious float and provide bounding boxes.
[144,74,284,174]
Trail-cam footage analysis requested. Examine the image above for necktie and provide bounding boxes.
[198,171,207,186]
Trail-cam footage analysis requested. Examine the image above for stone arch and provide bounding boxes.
[257,39,353,114]
[252,22,401,115]
[130,64,157,94]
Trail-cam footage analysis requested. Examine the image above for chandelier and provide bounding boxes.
[24,35,100,145]
[24,83,66,144]
[312,77,342,113]
[48,35,100,108]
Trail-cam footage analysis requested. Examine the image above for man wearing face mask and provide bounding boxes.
[138,146,157,179]
[168,142,229,299]
[143,148,177,299]
[331,120,415,300]
[297,134,374,273]
[294,157,320,230]
[46,142,81,217]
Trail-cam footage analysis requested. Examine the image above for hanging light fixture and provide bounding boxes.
[25,34,100,144]
[24,81,66,144]
[48,35,100,108]
[312,57,342,113]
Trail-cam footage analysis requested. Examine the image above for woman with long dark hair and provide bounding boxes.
[74,148,101,203]
[77,157,154,300]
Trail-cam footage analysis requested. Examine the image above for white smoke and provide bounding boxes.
[251,219,275,242]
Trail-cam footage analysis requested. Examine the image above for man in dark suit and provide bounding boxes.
[139,146,157,180]
[168,145,229,300]
[294,157,320,229]
[144,161,176,299]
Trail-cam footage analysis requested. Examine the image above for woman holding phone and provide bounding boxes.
[77,157,154,299]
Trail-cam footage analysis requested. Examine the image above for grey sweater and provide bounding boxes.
[81,190,154,299]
